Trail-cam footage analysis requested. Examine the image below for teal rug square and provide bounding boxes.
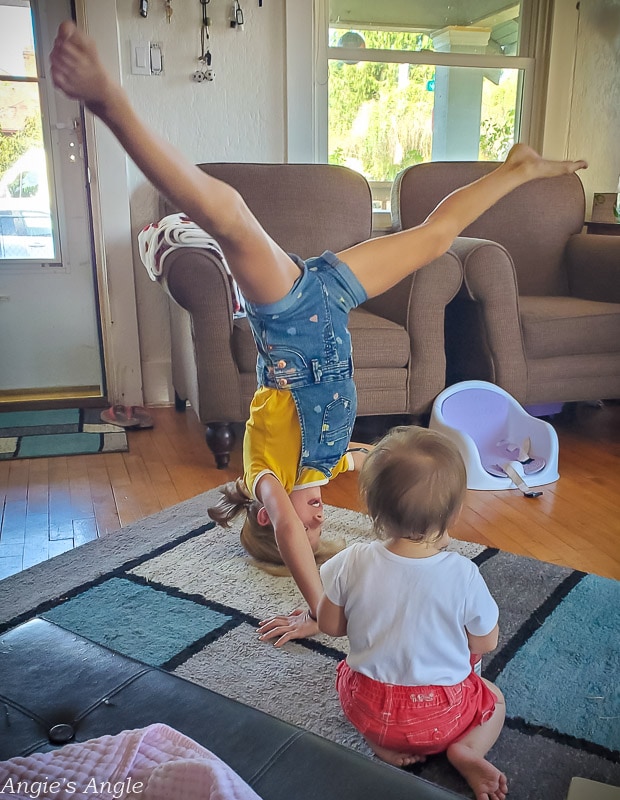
[0,409,79,428]
[42,577,233,666]
[496,574,620,751]
[18,432,102,457]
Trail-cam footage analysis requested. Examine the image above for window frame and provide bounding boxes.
[285,0,549,229]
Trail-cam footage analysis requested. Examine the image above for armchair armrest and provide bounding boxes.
[157,246,247,422]
[451,237,528,402]
[362,250,462,414]
[565,233,620,303]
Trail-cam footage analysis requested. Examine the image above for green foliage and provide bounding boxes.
[329,29,518,179]
[329,29,436,181]
[479,73,517,160]
[480,112,515,161]
[0,116,43,179]
[329,29,433,179]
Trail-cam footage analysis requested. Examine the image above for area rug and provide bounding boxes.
[0,408,128,459]
[0,490,618,800]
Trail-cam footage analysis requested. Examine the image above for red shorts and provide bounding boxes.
[335,659,497,755]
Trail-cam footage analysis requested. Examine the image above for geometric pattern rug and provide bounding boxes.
[0,407,128,459]
[0,489,618,800]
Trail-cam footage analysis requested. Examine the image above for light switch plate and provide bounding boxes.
[131,40,151,75]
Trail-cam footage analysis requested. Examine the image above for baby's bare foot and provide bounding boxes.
[365,738,426,768]
[505,143,587,180]
[447,742,508,800]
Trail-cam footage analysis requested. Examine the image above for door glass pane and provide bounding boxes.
[329,58,520,182]
[0,1,56,261]
[0,3,37,76]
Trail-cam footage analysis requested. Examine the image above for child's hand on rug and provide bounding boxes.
[257,609,319,647]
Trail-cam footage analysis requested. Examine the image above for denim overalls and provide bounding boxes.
[244,251,368,478]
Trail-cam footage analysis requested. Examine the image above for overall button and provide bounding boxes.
[48,723,75,744]
[277,359,287,368]
[277,378,288,388]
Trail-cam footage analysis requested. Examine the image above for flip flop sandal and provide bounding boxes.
[100,404,140,428]
[126,405,154,429]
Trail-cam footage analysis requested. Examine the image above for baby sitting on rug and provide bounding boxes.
[317,426,507,800]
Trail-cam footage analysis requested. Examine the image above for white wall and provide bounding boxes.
[544,0,620,212]
[568,0,620,208]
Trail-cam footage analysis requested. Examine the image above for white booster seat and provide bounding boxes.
[429,381,559,491]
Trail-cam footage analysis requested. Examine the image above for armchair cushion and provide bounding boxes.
[520,296,620,359]
[342,308,411,368]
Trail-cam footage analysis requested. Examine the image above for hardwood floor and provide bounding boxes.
[1,401,619,581]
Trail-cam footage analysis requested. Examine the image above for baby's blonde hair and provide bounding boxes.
[359,426,466,543]
[208,478,342,575]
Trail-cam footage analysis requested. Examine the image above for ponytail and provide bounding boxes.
[207,478,257,527]
[208,479,282,570]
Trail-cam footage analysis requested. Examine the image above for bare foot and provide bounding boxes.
[504,143,587,180]
[364,738,426,768]
[447,741,508,800]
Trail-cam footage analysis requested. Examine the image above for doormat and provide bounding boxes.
[0,408,128,459]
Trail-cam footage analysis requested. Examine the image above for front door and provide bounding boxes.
[0,0,104,404]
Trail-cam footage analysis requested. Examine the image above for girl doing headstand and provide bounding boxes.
[50,21,587,647]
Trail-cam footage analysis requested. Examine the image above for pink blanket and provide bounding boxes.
[0,724,262,800]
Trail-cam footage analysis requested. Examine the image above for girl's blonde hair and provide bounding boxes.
[208,478,342,575]
[359,426,466,543]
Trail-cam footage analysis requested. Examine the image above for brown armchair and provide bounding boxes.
[392,161,620,408]
[156,162,462,467]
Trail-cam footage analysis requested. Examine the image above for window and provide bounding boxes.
[0,1,58,262]
[298,0,544,227]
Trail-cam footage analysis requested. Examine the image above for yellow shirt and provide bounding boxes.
[243,386,353,498]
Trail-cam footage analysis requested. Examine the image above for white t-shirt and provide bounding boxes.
[320,541,498,686]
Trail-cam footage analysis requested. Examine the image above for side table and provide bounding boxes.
[586,193,620,235]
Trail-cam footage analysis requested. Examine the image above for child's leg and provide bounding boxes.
[446,680,507,800]
[50,22,300,305]
[337,144,587,299]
